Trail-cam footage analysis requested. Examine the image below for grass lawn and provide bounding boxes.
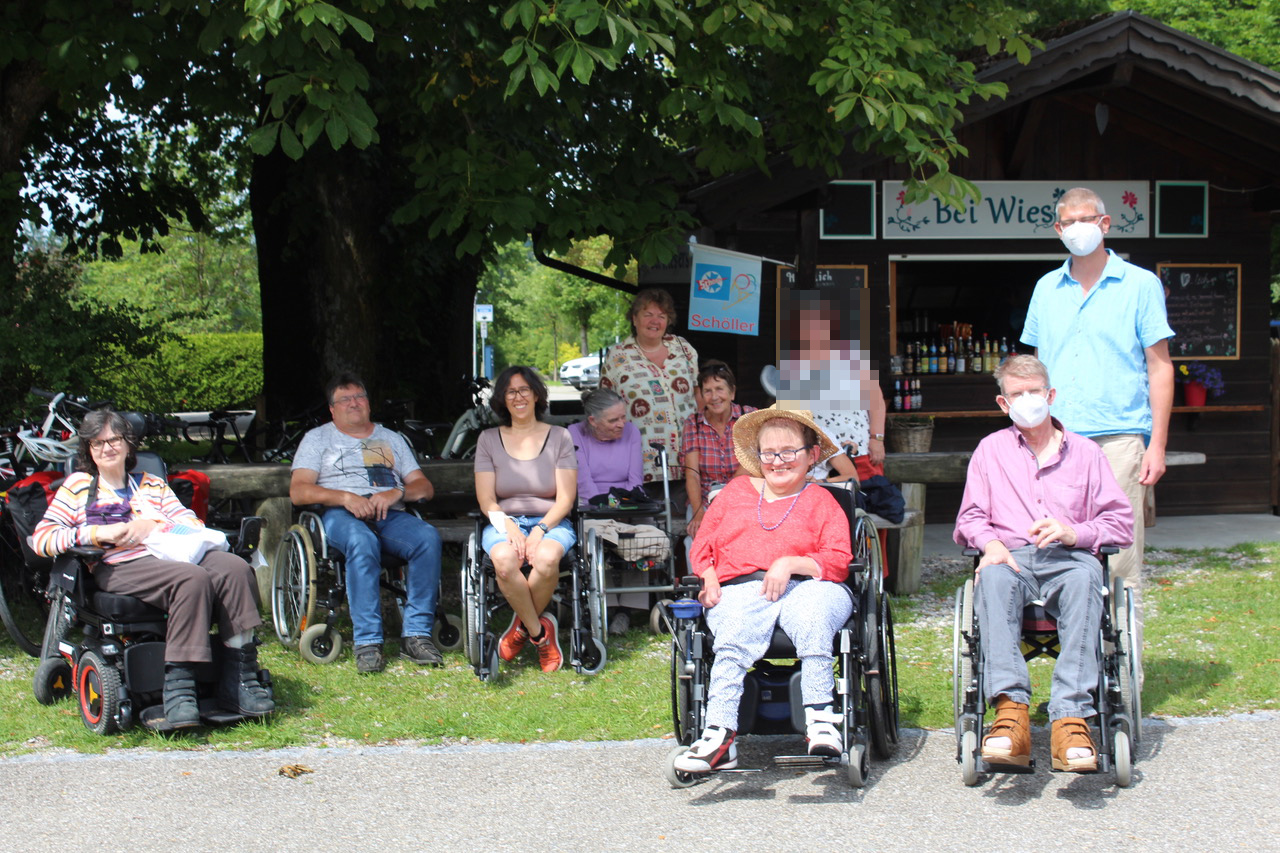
[0,541,1275,755]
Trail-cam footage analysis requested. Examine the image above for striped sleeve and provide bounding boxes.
[31,474,93,557]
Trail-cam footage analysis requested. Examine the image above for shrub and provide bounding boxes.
[99,333,263,413]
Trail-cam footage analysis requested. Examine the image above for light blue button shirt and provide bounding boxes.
[1021,250,1174,438]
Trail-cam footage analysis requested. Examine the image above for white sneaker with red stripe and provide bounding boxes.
[674,725,738,773]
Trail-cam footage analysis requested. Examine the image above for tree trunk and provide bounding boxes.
[251,142,483,422]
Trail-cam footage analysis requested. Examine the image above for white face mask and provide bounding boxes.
[1060,221,1104,256]
[1007,393,1050,429]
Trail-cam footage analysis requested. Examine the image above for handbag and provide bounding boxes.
[142,521,229,564]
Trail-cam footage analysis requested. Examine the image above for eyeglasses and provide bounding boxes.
[1001,387,1048,402]
[332,393,368,406]
[504,387,534,400]
[89,436,126,452]
[757,447,806,463]
[1055,214,1104,228]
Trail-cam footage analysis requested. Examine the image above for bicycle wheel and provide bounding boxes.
[0,522,46,657]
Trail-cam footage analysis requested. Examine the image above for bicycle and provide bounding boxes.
[438,377,498,460]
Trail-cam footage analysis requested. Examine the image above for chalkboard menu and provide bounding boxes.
[778,265,868,290]
[1156,264,1240,359]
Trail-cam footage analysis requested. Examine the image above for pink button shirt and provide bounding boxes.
[954,420,1134,554]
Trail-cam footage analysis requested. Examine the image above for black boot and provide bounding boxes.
[163,663,201,729]
[218,643,275,716]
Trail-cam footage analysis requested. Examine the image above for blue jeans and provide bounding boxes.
[975,544,1103,721]
[322,508,442,647]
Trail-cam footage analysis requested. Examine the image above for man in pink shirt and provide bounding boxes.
[954,355,1133,774]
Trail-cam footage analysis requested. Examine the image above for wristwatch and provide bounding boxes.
[871,433,885,441]
[536,522,549,533]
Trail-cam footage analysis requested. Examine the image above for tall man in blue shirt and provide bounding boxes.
[1021,187,1174,681]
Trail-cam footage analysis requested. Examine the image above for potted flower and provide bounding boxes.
[1177,361,1225,407]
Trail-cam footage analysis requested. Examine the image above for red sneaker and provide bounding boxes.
[498,615,528,662]
[532,614,562,673]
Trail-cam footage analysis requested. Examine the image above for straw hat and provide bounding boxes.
[732,406,840,478]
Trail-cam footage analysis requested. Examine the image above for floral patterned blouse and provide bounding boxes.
[601,334,698,484]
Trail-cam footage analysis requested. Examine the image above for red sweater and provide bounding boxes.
[690,477,852,584]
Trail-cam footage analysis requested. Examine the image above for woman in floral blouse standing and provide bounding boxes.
[601,288,698,491]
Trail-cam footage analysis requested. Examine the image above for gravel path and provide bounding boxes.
[0,713,1276,850]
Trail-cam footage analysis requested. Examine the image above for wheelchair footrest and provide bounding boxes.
[977,758,1036,774]
[774,754,838,770]
[139,699,261,732]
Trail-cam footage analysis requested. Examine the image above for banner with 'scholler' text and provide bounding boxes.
[689,244,762,337]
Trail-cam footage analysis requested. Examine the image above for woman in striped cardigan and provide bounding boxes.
[33,409,273,727]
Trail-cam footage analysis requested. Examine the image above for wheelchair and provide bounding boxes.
[32,515,272,735]
[663,484,899,788]
[270,506,461,663]
[579,445,680,637]
[952,546,1141,787]
[460,514,606,680]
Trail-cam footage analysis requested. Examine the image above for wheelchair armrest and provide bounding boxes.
[1099,545,1120,555]
[962,548,980,557]
[68,545,106,561]
[236,516,264,552]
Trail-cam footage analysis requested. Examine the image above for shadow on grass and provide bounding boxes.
[1141,656,1234,714]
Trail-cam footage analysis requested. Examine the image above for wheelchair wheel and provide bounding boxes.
[76,650,121,735]
[33,657,72,705]
[876,592,900,754]
[1113,578,1142,744]
[478,634,500,683]
[649,599,672,635]
[664,744,698,789]
[960,729,981,786]
[271,525,317,647]
[299,622,343,665]
[1113,729,1133,788]
[863,586,895,760]
[585,530,608,650]
[845,743,868,788]
[461,533,484,667]
[953,579,975,740]
[432,614,463,652]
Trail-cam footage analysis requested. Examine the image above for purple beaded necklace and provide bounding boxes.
[757,482,809,531]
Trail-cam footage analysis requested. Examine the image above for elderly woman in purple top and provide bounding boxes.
[569,388,649,633]
[567,388,644,505]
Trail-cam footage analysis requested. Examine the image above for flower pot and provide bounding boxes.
[1183,380,1207,408]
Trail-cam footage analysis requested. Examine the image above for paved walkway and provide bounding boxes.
[0,714,1276,850]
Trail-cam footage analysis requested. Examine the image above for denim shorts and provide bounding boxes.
[481,515,576,555]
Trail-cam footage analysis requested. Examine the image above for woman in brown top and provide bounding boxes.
[474,366,578,672]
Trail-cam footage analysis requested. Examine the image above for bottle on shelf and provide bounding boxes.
[947,336,957,374]
[938,338,948,374]
[954,336,965,374]
[893,381,903,411]
[903,342,914,375]
[914,379,923,410]
[970,337,983,374]
[999,336,1009,365]
[929,339,939,374]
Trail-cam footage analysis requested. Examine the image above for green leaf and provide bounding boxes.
[248,123,281,156]
[280,123,304,160]
[342,12,374,41]
[325,116,350,149]
[571,45,594,84]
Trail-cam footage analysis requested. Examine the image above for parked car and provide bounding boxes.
[579,361,601,389]
[558,351,607,388]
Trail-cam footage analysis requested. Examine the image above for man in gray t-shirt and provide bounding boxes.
[290,372,443,674]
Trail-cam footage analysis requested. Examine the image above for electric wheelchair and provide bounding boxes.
[952,546,1141,787]
[663,484,899,788]
[459,512,607,680]
[270,505,461,663]
[28,414,274,734]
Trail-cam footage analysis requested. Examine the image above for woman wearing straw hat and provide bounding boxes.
[672,408,854,775]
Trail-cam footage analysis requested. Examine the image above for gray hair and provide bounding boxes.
[994,354,1051,396]
[76,408,138,474]
[1056,187,1106,218]
[582,387,625,420]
